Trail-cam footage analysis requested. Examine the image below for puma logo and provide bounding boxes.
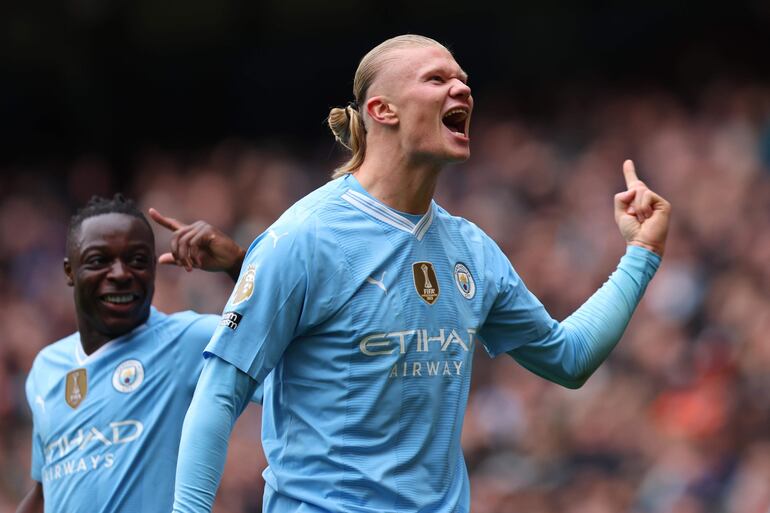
[268,229,289,248]
[35,395,46,413]
[366,272,388,294]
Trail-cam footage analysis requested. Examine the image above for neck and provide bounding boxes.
[352,144,442,215]
[78,323,113,356]
[76,312,147,355]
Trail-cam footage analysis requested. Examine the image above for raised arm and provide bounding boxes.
[148,208,246,281]
[502,160,670,387]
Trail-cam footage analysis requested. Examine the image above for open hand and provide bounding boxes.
[148,208,246,281]
[614,160,671,257]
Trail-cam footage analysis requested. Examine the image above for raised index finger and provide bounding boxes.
[622,159,641,188]
[148,207,184,232]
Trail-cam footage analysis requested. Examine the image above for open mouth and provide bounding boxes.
[100,293,139,305]
[442,107,469,137]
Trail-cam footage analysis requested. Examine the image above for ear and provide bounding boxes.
[63,258,74,287]
[365,96,399,127]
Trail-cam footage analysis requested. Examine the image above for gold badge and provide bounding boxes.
[232,264,256,305]
[412,261,440,305]
[65,368,88,409]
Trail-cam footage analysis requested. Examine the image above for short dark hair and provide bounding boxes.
[66,194,153,254]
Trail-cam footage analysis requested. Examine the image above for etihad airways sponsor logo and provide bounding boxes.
[42,420,144,483]
[43,453,115,483]
[44,420,144,463]
[389,359,464,378]
[359,328,476,356]
[359,328,476,379]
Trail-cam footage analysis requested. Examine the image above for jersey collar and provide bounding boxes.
[74,307,161,365]
[340,175,435,240]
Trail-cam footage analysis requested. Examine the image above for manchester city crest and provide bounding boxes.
[65,368,88,409]
[454,262,476,300]
[412,261,439,305]
[232,264,256,305]
[112,359,145,393]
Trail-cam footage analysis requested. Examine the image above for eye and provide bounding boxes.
[85,255,107,267]
[129,254,151,269]
[429,75,445,83]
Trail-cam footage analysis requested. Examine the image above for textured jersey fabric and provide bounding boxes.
[179,174,659,513]
[25,308,219,513]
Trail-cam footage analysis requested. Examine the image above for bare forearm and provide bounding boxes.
[16,482,43,513]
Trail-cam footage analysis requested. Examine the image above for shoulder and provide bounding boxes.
[285,177,349,220]
[161,310,219,338]
[245,178,350,264]
[433,203,516,288]
[268,177,349,232]
[434,203,499,249]
[27,332,79,389]
[30,332,79,370]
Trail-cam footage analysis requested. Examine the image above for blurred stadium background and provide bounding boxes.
[2,2,770,512]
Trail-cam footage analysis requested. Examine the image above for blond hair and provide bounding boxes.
[327,35,447,178]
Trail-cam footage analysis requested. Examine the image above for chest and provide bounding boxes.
[345,230,484,330]
[32,343,180,461]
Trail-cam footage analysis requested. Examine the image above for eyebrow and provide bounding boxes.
[80,242,153,253]
[422,67,469,83]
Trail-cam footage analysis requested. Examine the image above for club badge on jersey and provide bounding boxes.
[112,359,144,393]
[413,261,439,305]
[65,368,88,409]
[453,262,476,300]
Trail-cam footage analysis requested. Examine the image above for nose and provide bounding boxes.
[107,260,132,283]
[451,79,472,100]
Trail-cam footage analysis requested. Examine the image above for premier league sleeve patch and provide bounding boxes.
[112,360,144,393]
[232,264,256,306]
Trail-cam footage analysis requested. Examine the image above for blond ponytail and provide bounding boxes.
[328,104,367,179]
[328,34,447,178]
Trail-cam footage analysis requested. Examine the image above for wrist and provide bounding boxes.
[227,247,247,282]
[627,240,664,258]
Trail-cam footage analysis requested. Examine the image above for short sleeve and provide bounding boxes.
[176,314,220,390]
[25,371,43,481]
[477,236,558,357]
[204,216,342,384]
[30,430,43,481]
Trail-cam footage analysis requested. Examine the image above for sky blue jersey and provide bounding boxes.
[204,174,607,512]
[25,308,219,513]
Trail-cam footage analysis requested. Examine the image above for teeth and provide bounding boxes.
[104,294,135,304]
[442,108,468,120]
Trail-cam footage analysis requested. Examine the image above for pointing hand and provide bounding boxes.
[613,160,671,257]
[148,208,246,281]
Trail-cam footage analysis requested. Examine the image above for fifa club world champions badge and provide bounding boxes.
[65,368,88,409]
[413,261,439,305]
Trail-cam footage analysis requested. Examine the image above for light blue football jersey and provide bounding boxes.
[26,308,219,513]
[206,174,562,513]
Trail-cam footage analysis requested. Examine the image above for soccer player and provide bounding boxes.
[17,195,250,513]
[171,34,671,512]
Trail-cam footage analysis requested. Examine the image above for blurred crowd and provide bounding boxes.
[1,82,770,513]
